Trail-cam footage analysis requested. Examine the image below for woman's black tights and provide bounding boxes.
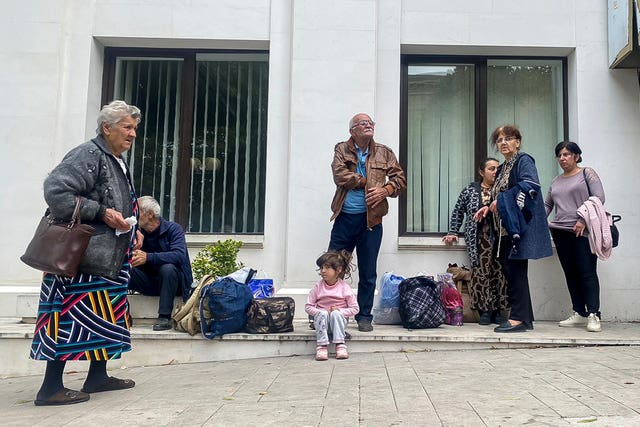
[83,360,109,390]
[37,360,109,399]
[36,360,66,400]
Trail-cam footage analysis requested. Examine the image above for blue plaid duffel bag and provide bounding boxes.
[398,276,445,329]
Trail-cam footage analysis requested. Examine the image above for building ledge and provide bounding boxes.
[398,236,467,251]
[186,234,264,249]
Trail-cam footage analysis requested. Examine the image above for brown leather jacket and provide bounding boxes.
[330,137,406,228]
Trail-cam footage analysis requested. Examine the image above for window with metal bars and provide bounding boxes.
[103,49,268,234]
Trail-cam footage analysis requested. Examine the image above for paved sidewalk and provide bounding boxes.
[2,346,640,426]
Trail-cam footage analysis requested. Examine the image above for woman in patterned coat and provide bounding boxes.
[443,158,508,325]
[30,101,142,406]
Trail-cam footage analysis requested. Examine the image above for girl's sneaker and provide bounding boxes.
[315,345,328,361]
[335,343,349,360]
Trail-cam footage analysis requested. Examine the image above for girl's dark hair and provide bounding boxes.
[316,250,353,280]
[554,140,582,163]
[479,157,499,171]
[490,125,522,146]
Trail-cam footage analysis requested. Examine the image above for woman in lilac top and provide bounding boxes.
[545,141,605,332]
[305,250,360,361]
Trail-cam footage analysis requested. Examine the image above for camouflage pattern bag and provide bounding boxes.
[245,297,295,333]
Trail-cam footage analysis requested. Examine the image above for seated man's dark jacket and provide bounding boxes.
[139,218,193,297]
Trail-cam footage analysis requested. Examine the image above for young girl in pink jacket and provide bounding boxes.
[305,250,360,361]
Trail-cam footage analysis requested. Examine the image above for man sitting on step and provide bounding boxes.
[129,196,193,331]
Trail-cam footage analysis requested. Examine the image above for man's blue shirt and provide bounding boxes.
[342,144,368,214]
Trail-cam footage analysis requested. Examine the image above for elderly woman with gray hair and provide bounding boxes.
[474,125,552,333]
[30,100,143,406]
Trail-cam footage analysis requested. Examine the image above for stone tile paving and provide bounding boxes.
[1,346,639,426]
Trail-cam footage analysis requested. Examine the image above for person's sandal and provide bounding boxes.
[34,388,90,406]
[315,345,328,361]
[81,377,135,394]
[335,343,349,360]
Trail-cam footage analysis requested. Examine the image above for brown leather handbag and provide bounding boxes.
[20,198,95,277]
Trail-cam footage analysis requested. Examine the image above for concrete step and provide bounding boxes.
[3,287,639,379]
[2,286,315,322]
[2,317,639,378]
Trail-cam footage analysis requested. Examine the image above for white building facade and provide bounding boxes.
[2,0,639,320]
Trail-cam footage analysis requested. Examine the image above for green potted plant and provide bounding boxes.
[191,239,244,281]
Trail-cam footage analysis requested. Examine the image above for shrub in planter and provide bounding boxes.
[191,239,244,281]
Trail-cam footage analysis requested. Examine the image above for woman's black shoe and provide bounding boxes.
[524,321,534,330]
[478,311,492,325]
[491,310,504,325]
[494,321,527,333]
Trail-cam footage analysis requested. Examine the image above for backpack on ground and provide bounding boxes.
[172,274,215,335]
[199,276,254,339]
[245,297,295,333]
[398,276,445,329]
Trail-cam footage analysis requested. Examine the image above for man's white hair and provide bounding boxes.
[349,113,372,130]
[137,196,161,219]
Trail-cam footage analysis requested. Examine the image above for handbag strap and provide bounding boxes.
[583,169,621,225]
[583,168,591,197]
[70,197,83,226]
[49,197,83,227]
[199,283,217,339]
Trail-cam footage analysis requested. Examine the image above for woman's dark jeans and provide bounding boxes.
[551,228,600,317]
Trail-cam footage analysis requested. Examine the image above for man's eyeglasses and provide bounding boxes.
[496,136,517,144]
[351,120,375,129]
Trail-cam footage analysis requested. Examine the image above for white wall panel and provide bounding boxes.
[2,0,639,320]
[93,0,270,40]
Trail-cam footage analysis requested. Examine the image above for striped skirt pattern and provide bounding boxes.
[30,269,132,361]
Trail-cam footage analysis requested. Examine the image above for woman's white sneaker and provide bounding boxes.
[587,313,602,332]
[558,312,587,327]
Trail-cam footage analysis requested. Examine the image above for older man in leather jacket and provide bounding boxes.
[329,113,406,332]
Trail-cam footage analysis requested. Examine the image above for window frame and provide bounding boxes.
[102,47,269,233]
[399,54,568,237]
